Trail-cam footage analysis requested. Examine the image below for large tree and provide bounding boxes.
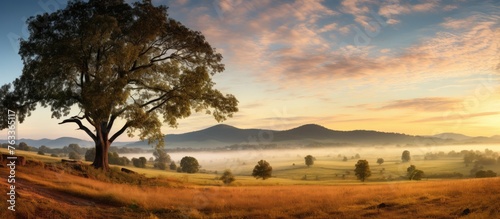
[0,0,238,170]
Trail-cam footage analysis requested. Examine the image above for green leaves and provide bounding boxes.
[180,156,200,173]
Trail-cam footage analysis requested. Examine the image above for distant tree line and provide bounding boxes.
[1,142,147,158]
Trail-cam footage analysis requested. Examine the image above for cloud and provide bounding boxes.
[175,1,499,90]
[411,112,500,123]
[378,97,462,112]
[443,4,458,11]
[342,0,440,29]
[319,23,338,33]
[341,0,373,29]
[411,1,438,12]
[380,48,391,53]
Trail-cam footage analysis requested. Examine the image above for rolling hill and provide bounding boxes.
[125,124,456,148]
[7,124,500,149]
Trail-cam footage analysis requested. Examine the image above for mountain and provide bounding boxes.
[433,133,472,141]
[125,124,270,147]
[8,124,500,149]
[126,124,455,148]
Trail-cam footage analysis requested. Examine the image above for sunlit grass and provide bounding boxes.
[3,162,499,218]
[1,147,499,218]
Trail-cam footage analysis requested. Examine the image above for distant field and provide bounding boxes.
[0,152,498,218]
[2,146,500,186]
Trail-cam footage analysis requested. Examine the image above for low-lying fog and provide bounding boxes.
[122,144,500,174]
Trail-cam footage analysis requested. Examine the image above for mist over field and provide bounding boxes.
[123,144,500,174]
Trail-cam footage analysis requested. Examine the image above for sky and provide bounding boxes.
[0,0,499,142]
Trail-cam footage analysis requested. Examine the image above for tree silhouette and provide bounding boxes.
[401,150,411,162]
[407,165,424,180]
[153,149,171,170]
[180,156,200,173]
[0,0,238,170]
[132,157,147,168]
[252,160,272,180]
[376,158,384,165]
[354,160,371,182]
[68,151,82,160]
[304,155,315,167]
[169,161,177,170]
[85,148,96,162]
[219,169,236,185]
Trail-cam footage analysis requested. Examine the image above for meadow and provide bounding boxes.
[0,146,499,218]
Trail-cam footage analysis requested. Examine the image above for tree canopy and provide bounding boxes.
[252,160,272,180]
[304,155,314,167]
[401,150,411,162]
[0,0,238,170]
[153,149,171,170]
[354,160,371,182]
[376,158,384,165]
[219,169,236,185]
[180,156,200,173]
[407,165,424,180]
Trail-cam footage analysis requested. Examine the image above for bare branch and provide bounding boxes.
[59,118,97,142]
[109,121,131,143]
[107,106,129,131]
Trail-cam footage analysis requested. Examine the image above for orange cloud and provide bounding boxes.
[378,97,462,112]
[187,1,498,90]
[410,112,500,123]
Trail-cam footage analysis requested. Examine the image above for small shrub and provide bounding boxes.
[132,157,147,168]
[407,165,424,180]
[304,155,314,167]
[68,151,82,160]
[219,169,235,185]
[475,170,497,178]
[51,153,59,157]
[85,148,95,161]
[37,151,45,155]
[155,162,167,170]
[376,158,384,165]
[169,162,177,170]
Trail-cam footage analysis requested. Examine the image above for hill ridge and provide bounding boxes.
[5,124,500,148]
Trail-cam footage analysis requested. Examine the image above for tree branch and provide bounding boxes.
[147,95,179,113]
[107,106,129,131]
[109,121,131,143]
[59,118,97,142]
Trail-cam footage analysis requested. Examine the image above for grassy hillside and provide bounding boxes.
[1,148,499,218]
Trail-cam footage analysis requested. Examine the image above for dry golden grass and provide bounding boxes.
[1,160,499,219]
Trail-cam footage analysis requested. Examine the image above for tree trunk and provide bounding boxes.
[91,122,110,170]
[91,140,110,170]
